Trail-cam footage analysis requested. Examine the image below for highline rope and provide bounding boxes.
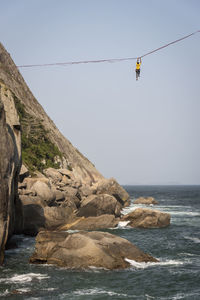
[17,30,200,68]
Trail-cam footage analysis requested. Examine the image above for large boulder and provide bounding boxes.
[50,186,81,209]
[122,208,170,228]
[134,197,158,205]
[59,214,119,231]
[52,188,65,202]
[77,194,121,218]
[44,206,75,230]
[95,178,130,207]
[58,168,75,183]
[62,186,81,206]
[79,185,94,197]
[30,231,158,269]
[20,195,46,206]
[30,180,55,205]
[23,177,50,190]
[21,195,75,235]
[43,168,62,183]
[21,195,46,236]
[23,203,45,236]
[0,89,22,264]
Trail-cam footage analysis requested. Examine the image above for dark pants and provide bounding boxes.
[136,69,140,80]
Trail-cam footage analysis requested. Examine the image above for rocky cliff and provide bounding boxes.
[0,43,130,263]
[0,86,22,264]
[0,42,103,185]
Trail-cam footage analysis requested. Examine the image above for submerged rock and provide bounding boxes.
[30,231,158,269]
[122,208,170,228]
[134,197,158,205]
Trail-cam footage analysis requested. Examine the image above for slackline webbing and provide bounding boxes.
[17,30,200,68]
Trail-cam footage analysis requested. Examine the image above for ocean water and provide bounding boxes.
[0,185,200,300]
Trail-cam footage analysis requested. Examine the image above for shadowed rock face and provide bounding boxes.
[0,95,22,264]
[30,230,158,269]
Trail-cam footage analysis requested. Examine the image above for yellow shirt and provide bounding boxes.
[136,62,141,70]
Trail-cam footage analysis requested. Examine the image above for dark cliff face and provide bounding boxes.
[0,43,103,185]
[0,97,22,264]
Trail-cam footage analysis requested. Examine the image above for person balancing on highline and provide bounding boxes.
[135,57,142,81]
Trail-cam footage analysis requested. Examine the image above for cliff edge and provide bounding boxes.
[0,43,103,185]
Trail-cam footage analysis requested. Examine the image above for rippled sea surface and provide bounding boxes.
[1,186,200,300]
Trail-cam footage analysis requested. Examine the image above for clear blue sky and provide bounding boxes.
[1,0,200,184]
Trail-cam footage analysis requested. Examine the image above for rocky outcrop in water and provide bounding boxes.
[134,197,158,205]
[121,208,170,228]
[0,87,22,264]
[30,230,158,269]
[19,168,129,234]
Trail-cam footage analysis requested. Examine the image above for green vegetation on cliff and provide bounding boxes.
[14,96,62,172]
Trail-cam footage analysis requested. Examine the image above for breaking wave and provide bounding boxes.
[183,236,200,243]
[0,273,49,284]
[125,258,184,269]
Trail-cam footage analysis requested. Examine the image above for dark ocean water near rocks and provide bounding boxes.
[0,185,200,300]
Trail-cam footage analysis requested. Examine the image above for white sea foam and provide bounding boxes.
[170,211,200,216]
[159,292,200,299]
[5,235,35,254]
[0,289,9,297]
[121,203,197,215]
[15,288,31,294]
[125,258,184,269]
[117,221,130,228]
[73,288,128,297]
[43,288,57,292]
[145,295,156,300]
[184,236,200,243]
[178,252,199,257]
[66,230,80,233]
[0,273,49,283]
[121,207,134,215]
[171,292,200,300]
[159,205,192,209]
[88,266,109,271]
[121,203,142,215]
